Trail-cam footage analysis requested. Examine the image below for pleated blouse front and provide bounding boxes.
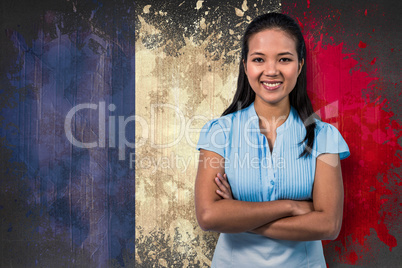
[196,102,350,267]
[197,102,349,203]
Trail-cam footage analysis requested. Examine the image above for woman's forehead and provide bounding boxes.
[247,29,298,54]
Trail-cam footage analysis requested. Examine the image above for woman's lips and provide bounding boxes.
[262,81,282,90]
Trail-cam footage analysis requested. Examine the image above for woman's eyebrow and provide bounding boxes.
[249,51,295,56]
[278,52,294,56]
[249,52,265,56]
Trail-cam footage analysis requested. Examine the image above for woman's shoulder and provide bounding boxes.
[201,115,232,132]
[197,110,244,155]
[312,119,350,159]
[314,119,339,134]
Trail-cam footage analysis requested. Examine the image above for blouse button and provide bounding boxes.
[270,180,275,186]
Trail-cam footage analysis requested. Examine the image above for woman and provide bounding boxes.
[194,13,350,267]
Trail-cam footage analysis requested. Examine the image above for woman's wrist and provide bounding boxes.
[289,200,314,216]
[289,200,297,216]
[279,200,294,217]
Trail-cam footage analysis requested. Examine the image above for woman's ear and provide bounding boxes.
[298,58,305,76]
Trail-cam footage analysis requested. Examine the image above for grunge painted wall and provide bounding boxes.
[1,0,400,267]
[0,1,135,267]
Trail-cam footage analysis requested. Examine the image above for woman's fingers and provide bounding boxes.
[218,173,231,191]
[216,174,229,191]
[215,173,233,199]
[215,176,228,191]
[216,189,230,199]
[217,173,231,191]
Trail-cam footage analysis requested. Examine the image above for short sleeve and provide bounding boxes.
[196,119,227,157]
[313,122,350,160]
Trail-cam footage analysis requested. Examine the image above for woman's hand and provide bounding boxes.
[214,173,233,200]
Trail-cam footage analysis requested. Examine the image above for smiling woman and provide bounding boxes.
[195,12,350,267]
[244,29,303,108]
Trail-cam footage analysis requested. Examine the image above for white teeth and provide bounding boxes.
[263,82,281,87]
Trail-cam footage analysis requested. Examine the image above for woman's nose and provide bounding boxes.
[263,61,279,76]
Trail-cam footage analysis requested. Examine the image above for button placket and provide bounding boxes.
[271,132,284,200]
[259,134,269,201]
[260,134,276,200]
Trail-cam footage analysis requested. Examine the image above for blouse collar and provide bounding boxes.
[246,102,297,134]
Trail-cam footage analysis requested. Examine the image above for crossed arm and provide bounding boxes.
[194,149,344,241]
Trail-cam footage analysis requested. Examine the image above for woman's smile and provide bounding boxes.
[261,81,282,90]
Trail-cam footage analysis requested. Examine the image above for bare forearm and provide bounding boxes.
[197,199,294,233]
[252,211,342,241]
[252,154,345,241]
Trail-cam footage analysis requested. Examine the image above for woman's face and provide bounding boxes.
[244,29,303,107]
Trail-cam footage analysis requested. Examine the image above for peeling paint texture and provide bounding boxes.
[134,0,280,267]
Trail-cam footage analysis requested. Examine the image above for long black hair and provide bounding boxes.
[222,12,318,158]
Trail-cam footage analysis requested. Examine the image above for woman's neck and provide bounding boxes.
[254,98,291,130]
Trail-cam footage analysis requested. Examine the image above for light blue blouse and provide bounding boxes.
[197,102,350,267]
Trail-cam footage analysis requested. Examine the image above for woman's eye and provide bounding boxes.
[279,58,292,62]
[252,58,264,63]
